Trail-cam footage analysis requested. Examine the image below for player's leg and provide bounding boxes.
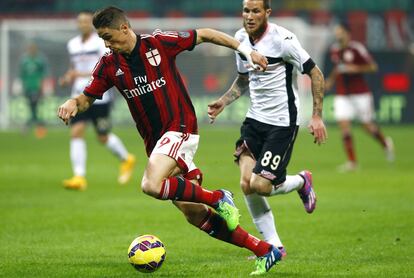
[356,94,395,162]
[63,117,87,190]
[249,125,316,213]
[334,95,357,172]
[26,91,46,138]
[91,104,136,184]
[174,201,275,257]
[169,164,273,257]
[141,154,232,215]
[238,151,284,249]
[26,92,37,127]
[141,132,239,230]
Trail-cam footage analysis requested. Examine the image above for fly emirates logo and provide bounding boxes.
[122,75,166,99]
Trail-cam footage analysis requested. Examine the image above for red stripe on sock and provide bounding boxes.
[159,177,222,206]
[231,226,272,257]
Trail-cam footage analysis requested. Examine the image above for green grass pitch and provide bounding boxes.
[0,125,413,277]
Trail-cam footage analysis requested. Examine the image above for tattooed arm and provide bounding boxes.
[307,66,328,145]
[207,74,249,123]
[309,66,325,117]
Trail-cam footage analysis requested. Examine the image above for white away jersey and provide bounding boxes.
[67,33,112,104]
[235,23,315,126]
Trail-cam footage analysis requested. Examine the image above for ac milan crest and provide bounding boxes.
[145,49,161,66]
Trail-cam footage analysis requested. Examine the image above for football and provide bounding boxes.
[127,235,166,273]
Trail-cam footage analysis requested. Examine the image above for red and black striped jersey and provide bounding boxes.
[329,41,374,95]
[84,29,198,155]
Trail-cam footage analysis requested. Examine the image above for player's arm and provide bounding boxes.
[339,61,378,74]
[324,67,337,91]
[307,65,328,145]
[57,94,95,125]
[59,65,93,86]
[195,28,267,71]
[207,73,249,123]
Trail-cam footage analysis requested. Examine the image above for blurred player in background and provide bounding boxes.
[58,6,283,275]
[59,11,135,190]
[208,0,327,271]
[325,21,395,172]
[19,42,48,138]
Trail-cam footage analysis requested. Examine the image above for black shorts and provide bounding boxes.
[70,103,112,135]
[234,118,299,185]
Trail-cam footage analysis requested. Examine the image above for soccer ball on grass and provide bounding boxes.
[128,235,166,273]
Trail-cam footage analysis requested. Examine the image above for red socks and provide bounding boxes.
[198,209,272,257]
[371,129,387,148]
[159,177,222,206]
[343,134,356,163]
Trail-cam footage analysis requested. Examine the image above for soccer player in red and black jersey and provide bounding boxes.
[325,22,394,172]
[57,6,282,274]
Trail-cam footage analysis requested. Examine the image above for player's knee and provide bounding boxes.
[97,134,108,144]
[141,179,160,198]
[251,179,271,196]
[240,176,252,195]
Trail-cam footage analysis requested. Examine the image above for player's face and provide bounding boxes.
[77,13,94,36]
[97,24,129,54]
[242,0,271,38]
[334,25,350,46]
[27,43,38,56]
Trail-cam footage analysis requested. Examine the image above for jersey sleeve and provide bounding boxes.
[282,34,315,74]
[154,29,197,57]
[83,56,113,99]
[353,42,374,65]
[235,51,249,74]
[234,31,249,74]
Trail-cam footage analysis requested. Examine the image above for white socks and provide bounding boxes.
[244,193,283,247]
[70,133,128,177]
[106,133,129,161]
[270,174,304,195]
[70,138,86,177]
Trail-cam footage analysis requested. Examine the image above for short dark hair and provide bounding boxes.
[244,0,270,9]
[93,6,129,29]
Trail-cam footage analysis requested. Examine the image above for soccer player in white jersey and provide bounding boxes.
[208,0,327,273]
[59,11,135,190]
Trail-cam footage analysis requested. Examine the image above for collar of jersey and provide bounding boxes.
[122,33,141,60]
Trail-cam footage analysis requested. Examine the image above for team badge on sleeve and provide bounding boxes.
[87,76,94,86]
[145,49,161,66]
[178,31,190,38]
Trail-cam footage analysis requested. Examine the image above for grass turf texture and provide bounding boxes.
[0,125,413,277]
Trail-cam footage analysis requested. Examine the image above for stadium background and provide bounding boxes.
[0,0,413,128]
[0,1,413,277]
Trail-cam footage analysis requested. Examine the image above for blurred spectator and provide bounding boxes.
[19,42,48,138]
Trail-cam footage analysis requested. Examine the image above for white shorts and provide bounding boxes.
[151,131,199,173]
[334,93,374,123]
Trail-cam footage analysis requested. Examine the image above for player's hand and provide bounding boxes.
[207,99,226,124]
[57,98,78,125]
[308,115,327,145]
[249,51,268,71]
